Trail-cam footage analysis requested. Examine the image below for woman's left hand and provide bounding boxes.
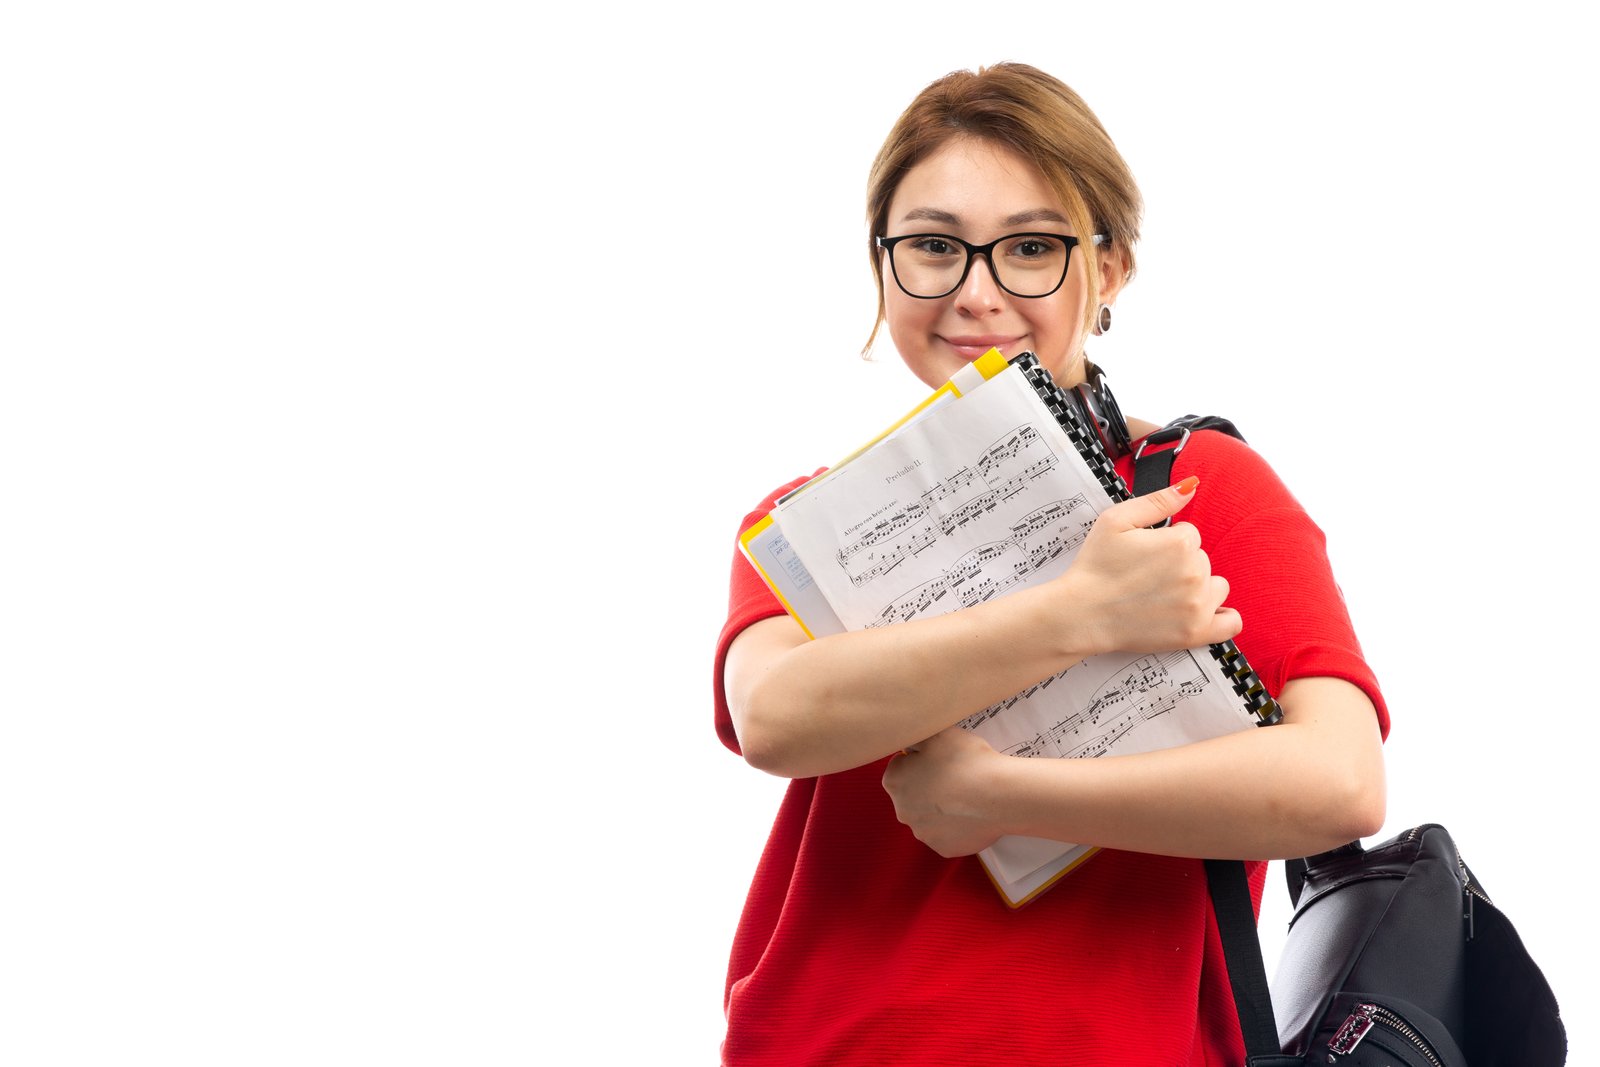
[882,727,1008,858]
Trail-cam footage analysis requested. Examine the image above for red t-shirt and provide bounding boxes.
[712,430,1388,1066]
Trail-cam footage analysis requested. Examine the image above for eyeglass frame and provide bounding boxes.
[875,231,1109,300]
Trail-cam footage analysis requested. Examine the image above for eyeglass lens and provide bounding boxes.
[890,234,1072,298]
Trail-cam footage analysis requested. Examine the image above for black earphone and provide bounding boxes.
[1068,358,1132,462]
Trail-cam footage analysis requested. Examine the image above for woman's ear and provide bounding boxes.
[1096,243,1130,308]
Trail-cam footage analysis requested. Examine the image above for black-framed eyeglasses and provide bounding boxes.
[876,232,1108,299]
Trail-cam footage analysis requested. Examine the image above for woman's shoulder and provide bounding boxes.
[1122,418,1304,532]
[1177,423,1285,485]
[1125,416,1281,482]
[736,468,830,528]
[1170,427,1310,545]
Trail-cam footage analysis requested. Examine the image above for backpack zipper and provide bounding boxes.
[1329,1003,1444,1066]
[1457,850,1491,940]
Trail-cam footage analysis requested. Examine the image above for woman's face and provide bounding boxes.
[881,136,1120,390]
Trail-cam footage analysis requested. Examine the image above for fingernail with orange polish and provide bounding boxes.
[1176,476,1199,495]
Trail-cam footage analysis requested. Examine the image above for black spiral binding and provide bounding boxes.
[1010,353,1130,506]
[1008,353,1283,729]
[1212,643,1282,726]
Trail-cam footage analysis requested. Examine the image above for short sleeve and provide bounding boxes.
[711,472,821,755]
[1125,431,1390,739]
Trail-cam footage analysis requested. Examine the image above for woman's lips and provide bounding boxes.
[941,336,1022,360]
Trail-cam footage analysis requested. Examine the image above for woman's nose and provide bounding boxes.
[954,254,1005,314]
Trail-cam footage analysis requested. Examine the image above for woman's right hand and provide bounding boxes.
[1057,477,1243,656]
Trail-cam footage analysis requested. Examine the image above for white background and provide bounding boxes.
[3,2,1594,1063]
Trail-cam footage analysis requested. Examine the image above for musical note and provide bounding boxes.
[836,423,1068,590]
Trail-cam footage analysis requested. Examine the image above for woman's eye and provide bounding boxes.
[1011,238,1054,259]
[910,237,958,257]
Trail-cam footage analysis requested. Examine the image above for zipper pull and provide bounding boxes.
[1329,1003,1377,1055]
[1458,852,1477,941]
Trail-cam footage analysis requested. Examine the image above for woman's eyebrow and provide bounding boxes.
[899,207,961,225]
[1001,208,1070,227]
[897,207,1071,228]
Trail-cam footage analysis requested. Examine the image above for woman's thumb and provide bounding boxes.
[1100,476,1199,531]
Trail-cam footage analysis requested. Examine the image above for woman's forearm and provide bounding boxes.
[886,677,1386,860]
[729,581,1092,778]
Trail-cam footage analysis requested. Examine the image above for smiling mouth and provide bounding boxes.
[941,336,1023,359]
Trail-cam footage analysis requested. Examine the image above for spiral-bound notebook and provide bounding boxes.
[740,349,1280,908]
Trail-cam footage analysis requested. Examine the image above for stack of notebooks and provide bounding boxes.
[740,349,1280,907]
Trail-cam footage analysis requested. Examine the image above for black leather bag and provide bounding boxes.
[1210,823,1566,1067]
[1130,422,1566,1065]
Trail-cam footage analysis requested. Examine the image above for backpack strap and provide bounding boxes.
[1130,414,1245,500]
[1205,860,1291,1064]
[1135,415,1289,1064]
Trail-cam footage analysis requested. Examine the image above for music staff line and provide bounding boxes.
[830,423,1101,631]
[959,650,1210,761]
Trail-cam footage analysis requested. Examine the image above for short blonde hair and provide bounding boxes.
[865,63,1143,352]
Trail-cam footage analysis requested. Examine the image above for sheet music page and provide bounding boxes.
[740,521,845,639]
[772,367,1258,884]
[775,368,1103,631]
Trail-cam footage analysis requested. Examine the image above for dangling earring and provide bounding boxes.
[1091,304,1113,336]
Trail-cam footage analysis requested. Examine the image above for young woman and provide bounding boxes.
[712,63,1387,1065]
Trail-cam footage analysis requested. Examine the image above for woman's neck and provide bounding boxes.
[1126,416,1162,442]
